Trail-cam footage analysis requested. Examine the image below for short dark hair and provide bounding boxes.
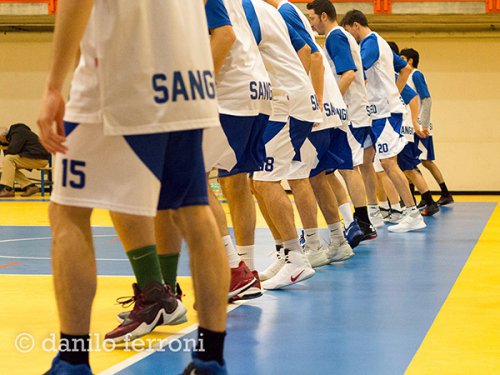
[341,9,369,27]
[306,0,337,21]
[387,41,400,55]
[400,48,420,68]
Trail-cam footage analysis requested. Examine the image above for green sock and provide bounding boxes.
[126,245,163,289]
[158,253,180,290]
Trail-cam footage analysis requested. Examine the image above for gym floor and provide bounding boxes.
[0,195,499,374]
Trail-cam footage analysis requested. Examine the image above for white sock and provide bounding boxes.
[237,245,255,271]
[223,235,240,268]
[339,203,354,227]
[406,205,419,218]
[304,228,320,247]
[328,221,344,243]
[379,200,390,210]
[392,203,402,212]
[282,238,302,253]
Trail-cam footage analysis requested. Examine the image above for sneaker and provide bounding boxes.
[228,261,256,299]
[368,207,385,228]
[327,237,354,262]
[421,202,440,217]
[117,283,187,324]
[44,354,92,375]
[0,187,14,198]
[357,220,378,241]
[21,184,40,197]
[437,194,454,206]
[262,250,315,290]
[388,211,426,233]
[229,270,262,303]
[304,243,330,268]
[260,248,285,281]
[380,207,391,220]
[182,357,228,375]
[386,209,404,224]
[344,220,365,249]
[105,282,187,343]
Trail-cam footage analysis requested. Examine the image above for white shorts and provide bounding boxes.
[371,114,407,160]
[51,122,207,216]
[253,117,313,182]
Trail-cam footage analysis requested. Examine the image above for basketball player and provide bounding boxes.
[342,10,426,233]
[400,47,454,206]
[38,1,229,374]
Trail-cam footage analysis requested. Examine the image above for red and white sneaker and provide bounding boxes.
[116,283,186,325]
[229,270,263,303]
[228,261,256,299]
[262,249,315,290]
[105,282,187,343]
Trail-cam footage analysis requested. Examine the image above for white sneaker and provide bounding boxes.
[262,250,315,290]
[260,248,285,281]
[327,237,355,262]
[304,243,330,268]
[386,209,404,224]
[369,207,385,228]
[388,211,426,233]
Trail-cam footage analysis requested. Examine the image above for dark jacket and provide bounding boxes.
[5,123,50,160]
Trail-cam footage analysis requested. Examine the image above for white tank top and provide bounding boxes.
[65,0,220,135]
[216,0,272,117]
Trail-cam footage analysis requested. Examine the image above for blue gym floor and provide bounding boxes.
[0,202,497,374]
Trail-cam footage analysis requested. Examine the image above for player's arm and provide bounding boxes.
[206,0,235,74]
[296,44,311,72]
[310,52,324,108]
[286,24,311,72]
[325,31,356,96]
[402,84,427,138]
[393,52,411,93]
[413,71,432,129]
[37,0,94,154]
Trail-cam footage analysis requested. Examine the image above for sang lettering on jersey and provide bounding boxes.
[250,81,273,100]
[323,102,348,121]
[152,70,216,104]
[401,125,414,135]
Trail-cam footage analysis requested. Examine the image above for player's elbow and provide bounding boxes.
[213,25,236,48]
[311,52,324,72]
[301,44,311,55]
[344,70,356,84]
[400,64,412,77]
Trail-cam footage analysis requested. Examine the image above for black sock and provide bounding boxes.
[196,327,226,366]
[354,206,370,224]
[439,183,450,196]
[1,185,13,191]
[421,191,435,205]
[275,244,283,253]
[59,333,90,366]
[409,183,416,202]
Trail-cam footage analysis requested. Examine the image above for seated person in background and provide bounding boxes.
[0,123,51,197]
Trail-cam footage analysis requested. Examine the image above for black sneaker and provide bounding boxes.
[437,194,454,206]
[422,202,440,216]
[358,220,378,241]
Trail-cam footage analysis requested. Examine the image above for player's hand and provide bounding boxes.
[415,129,427,139]
[37,87,68,154]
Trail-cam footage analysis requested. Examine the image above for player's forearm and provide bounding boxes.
[310,52,324,103]
[409,96,420,131]
[420,97,432,128]
[396,65,411,93]
[297,44,311,73]
[211,25,236,74]
[46,0,94,91]
[338,70,355,96]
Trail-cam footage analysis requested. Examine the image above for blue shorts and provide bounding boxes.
[397,141,422,171]
[51,122,207,216]
[415,134,435,161]
[370,114,406,160]
[350,126,373,149]
[305,129,343,178]
[203,114,268,178]
[329,125,364,171]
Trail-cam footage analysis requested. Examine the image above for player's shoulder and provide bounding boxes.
[412,69,426,80]
[360,32,378,48]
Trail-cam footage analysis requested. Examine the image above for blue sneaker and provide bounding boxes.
[181,357,228,375]
[44,354,92,375]
[344,219,365,249]
[299,230,306,248]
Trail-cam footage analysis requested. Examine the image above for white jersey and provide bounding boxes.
[245,0,321,124]
[215,0,272,116]
[401,104,415,142]
[66,0,220,136]
[360,32,406,120]
[282,1,347,131]
[325,26,371,128]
